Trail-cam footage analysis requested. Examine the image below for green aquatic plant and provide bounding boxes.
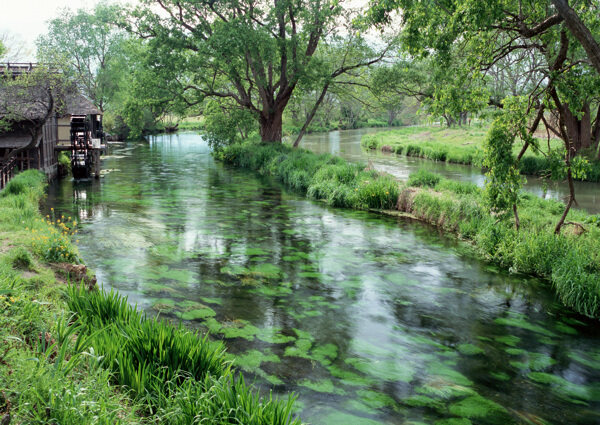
[298,378,346,395]
[457,344,484,356]
[448,395,511,424]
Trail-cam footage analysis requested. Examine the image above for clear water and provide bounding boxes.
[297,127,600,214]
[46,133,600,425]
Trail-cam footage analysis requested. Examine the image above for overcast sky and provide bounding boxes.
[1,0,105,61]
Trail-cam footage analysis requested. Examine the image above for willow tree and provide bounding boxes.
[369,0,600,233]
[129,0,388,143]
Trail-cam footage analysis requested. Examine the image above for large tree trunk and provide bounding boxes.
[561,102,592,152]
[259,110,284,143]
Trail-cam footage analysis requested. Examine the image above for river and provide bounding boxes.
[297,127,600,214]
[46,132,600,424]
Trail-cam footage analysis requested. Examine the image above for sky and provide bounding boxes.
[1,0,103,61]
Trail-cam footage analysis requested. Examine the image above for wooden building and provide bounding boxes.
[0,63,104,187]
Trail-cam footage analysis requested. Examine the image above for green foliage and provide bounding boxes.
[404,169,600,318]
[58,151,70,168]
[219,142,399,210]
[37,4,128,112]
[204,100,257,150]
[407,169,441,187]
[482,119,523,219]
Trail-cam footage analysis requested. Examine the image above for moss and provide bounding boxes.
[494,335,520,347]
[425,361,473,387]
[234,349,280,372]
[434,419,472,425]
[403,394,444,411]
[219,319,259,340]
[176,306,216,320]
[249,263,283,279]
[490,371,511,381]
[528,372,600,404]
[327,365,373,386]
[345,357,415,383]
[319,411,382,425]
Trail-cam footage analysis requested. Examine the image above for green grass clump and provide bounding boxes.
[66,285,301,422]
[219,142,399,210]
[402,170,600,318]
[407,169,441,187]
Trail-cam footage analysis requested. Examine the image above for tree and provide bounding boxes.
[128,0,390,144]
[368,0,600,233]
[371,54,488,127]
[37,4,128,113]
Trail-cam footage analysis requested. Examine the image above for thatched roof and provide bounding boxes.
[0,80,101,125]
[0,83,51,123]
[64,92,101,116]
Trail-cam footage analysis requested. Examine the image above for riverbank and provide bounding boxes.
[0,171,300,424]
[362,126,600,182]
[218,142,600,319]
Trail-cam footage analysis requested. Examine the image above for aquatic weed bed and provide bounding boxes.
[219,143,600,319]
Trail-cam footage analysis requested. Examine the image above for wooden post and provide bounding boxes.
[94,149,100,178]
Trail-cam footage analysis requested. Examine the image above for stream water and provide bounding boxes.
[297,128,600,214]
[46,132,600,425]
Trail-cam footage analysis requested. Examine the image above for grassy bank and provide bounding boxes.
[362,126,600,182]
[218,143,600,319]
[0,170,300,424]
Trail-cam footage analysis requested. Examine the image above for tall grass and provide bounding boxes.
[66,285,301,423]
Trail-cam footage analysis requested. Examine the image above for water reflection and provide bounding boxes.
[45,132,600,425]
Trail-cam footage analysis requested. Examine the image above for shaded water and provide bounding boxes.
[297,128,600,214]
[46,133,600,424]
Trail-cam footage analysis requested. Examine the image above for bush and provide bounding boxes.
[401,169,600,318]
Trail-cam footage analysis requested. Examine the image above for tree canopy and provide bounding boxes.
[127,0,390,143]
